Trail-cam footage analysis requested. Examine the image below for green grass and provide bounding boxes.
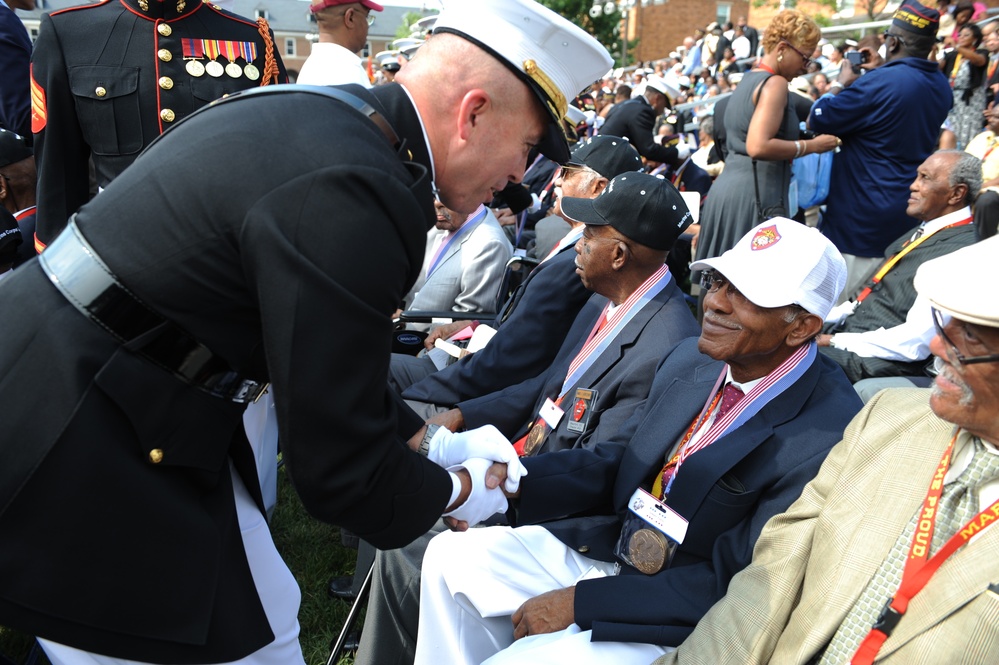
[0,467,362,665]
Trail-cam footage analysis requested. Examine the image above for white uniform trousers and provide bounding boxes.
[40,464,305,665]
[413,525,670,665]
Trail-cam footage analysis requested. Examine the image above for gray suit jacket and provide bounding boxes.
[406,208,512,314]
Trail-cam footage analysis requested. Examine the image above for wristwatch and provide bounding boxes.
[418,424,441,457]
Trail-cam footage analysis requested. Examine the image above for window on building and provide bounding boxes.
[285,38,296,56]
[717,2,732,26]
[255,9,269,20]
[361,42,370,57]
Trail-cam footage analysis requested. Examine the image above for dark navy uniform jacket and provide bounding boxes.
[30,0,286,247]
[0,4,31,138]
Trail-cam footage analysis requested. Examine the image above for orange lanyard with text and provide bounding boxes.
[851,432,999,664]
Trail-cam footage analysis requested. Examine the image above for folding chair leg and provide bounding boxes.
[326,563,374,665]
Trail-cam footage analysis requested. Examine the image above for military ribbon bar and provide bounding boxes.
[202,39,220,60]
[239,42,258,63]
[182,38,205,59]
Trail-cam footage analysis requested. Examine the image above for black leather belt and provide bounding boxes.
[39,218,268,403]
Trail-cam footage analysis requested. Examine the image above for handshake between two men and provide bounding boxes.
[413,424,525,530]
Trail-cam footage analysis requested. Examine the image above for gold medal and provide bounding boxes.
[225,62,243,78]
[628,529,668,575]
[523,422,547,456]
[185,60,205,77]
[205,60,224,77]
[243,63,260,81]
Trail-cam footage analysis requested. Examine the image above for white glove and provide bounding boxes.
[443,457,509,526]
[674,141,691,161]
[428,425,527,493]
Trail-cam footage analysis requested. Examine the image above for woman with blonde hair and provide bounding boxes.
[694,9,839,294]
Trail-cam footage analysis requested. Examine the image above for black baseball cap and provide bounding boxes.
[0,129,31,169]
[567,136,643,180]
[560,172,693,251]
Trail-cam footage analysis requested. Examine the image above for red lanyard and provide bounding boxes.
[851,432,999,664]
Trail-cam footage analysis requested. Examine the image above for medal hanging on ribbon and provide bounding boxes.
[240,42,260,81]
[182,38,206,77]
[203,40,224,78]
[222,41,242,78]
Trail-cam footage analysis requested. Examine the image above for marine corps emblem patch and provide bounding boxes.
[751,224,781,250]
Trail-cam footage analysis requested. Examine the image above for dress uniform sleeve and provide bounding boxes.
[239,163,452,548]
[31,13,93,247]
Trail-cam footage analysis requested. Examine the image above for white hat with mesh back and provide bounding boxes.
[914,235,999,328]
[690,218,847,319]
[433,0,612,163]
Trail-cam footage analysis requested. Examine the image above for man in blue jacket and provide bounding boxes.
[809,0,951,299]
[413,219,864,665]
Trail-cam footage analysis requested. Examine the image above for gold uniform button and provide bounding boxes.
[160,108,176,122]
[157,48,172,62]
[157,23,172,36]
[95,86,107,97]
[158,76,173,90]
[148,449,164,464]
[577,545,590,553]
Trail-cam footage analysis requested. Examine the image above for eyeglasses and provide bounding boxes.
[882,30,908,46]
[780,39,812,67]
[558,164,596,180]
[700,270,749,304]
[341,6,375,25]
[932,307,999,365]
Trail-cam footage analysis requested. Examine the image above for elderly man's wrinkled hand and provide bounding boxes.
[512,587,576,640]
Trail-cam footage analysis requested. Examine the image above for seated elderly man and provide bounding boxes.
[423,172,699,455]
[655,234,999,665]
[355,172,700,665]
[412,219,863,665]
[388,136,642,399]
[817,150,980,383]
[403,201,511,317]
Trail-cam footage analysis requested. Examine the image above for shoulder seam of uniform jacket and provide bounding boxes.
[48,0,114,17]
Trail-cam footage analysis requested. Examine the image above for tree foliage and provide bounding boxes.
[395,11,434,40]
[537,0,628,65]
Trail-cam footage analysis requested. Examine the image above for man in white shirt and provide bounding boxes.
[297,0,380,87]
[817,150,980,383]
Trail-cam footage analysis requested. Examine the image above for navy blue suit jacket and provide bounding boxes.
[511,338,862,646]
[0,5,31,138]
[401,245,593,408]
[461,277,700,454]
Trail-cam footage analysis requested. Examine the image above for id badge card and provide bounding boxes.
[523,398,564,456]
[613,488,688,575]
[565,388,597,434]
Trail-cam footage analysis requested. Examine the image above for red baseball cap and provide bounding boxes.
[310,0,384,14]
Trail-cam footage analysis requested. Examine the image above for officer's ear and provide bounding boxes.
[0,174,8,202]
[456,89,490,138]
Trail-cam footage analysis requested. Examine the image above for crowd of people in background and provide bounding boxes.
[1,0,999,664]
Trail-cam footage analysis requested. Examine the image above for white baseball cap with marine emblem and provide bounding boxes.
[433,0,612,163]
[691,218,847,319]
